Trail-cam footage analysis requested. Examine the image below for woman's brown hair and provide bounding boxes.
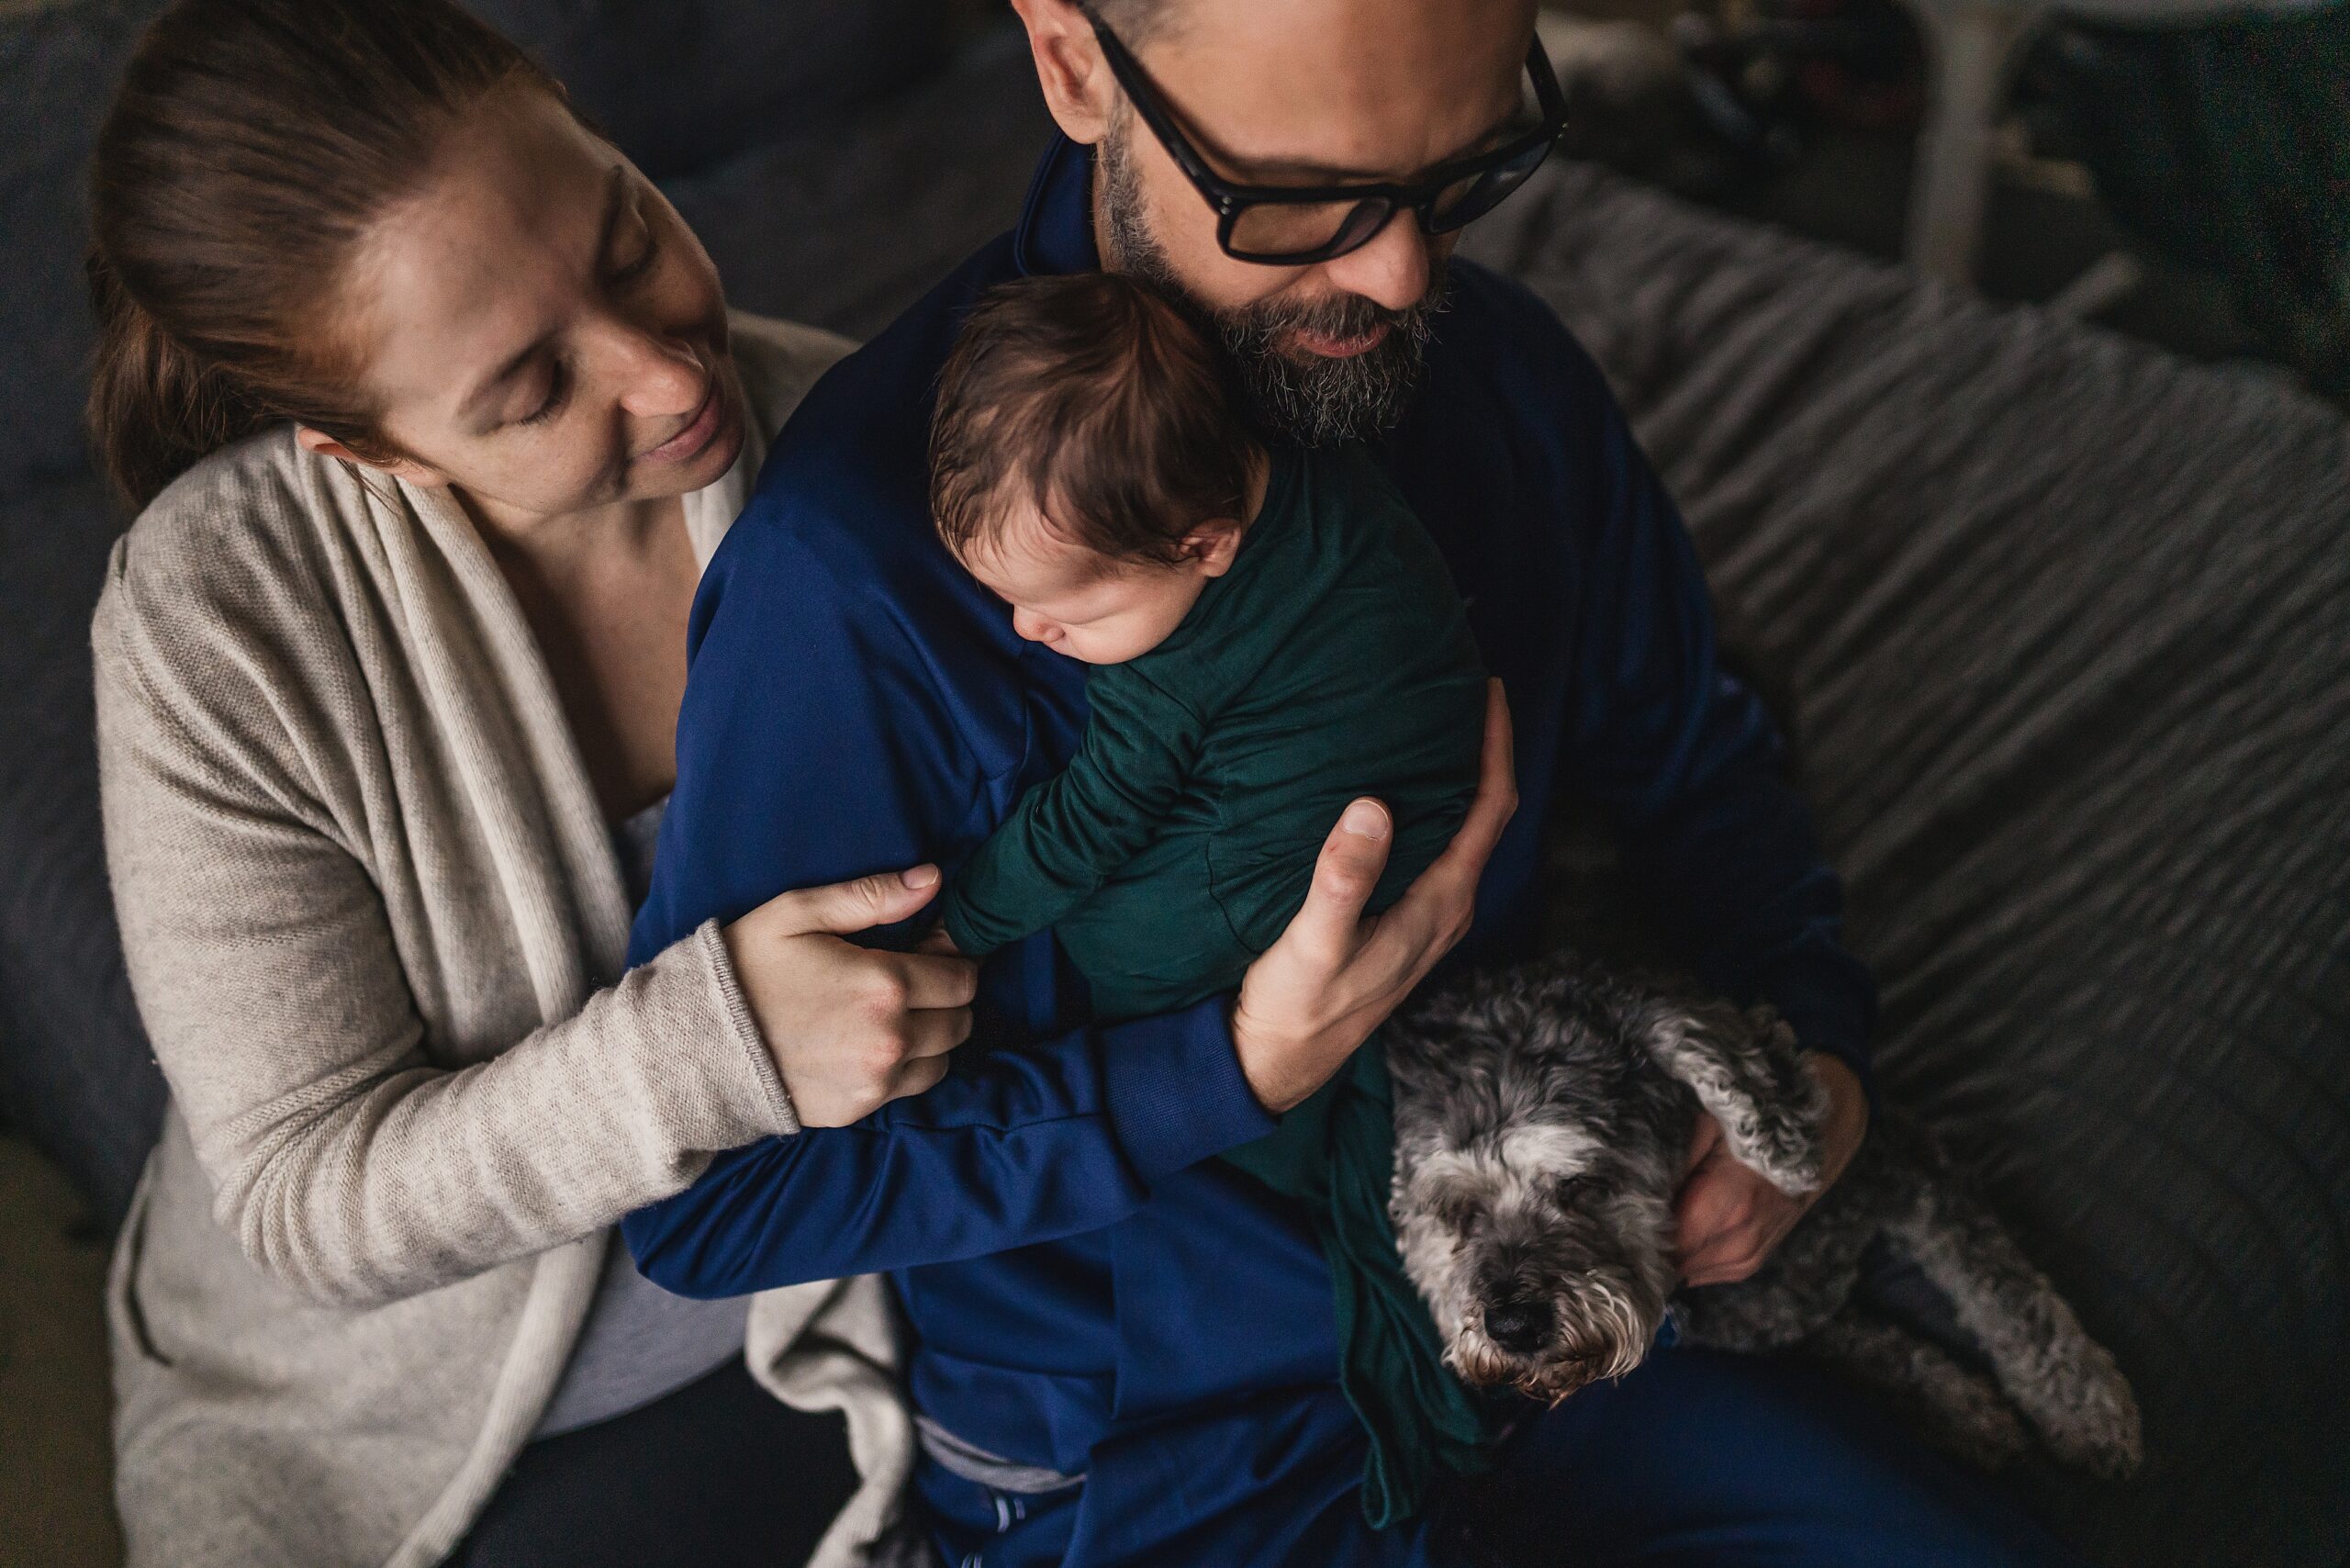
[86,0,560,509]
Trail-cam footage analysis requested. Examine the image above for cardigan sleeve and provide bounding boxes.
[939,666,1204,957]
[92,515,800,1309]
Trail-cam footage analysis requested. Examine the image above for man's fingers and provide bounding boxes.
[1280,799,1393,965]
[898,1007,973,1061]
[893,950,979,1011]
[1682,1114,1726,1178]
[772,866,944,936]
[1428,681,1518,879]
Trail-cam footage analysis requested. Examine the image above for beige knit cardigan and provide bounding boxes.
[94,314,926,1568]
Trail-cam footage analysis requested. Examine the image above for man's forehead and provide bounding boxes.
[1125,0,1535,179]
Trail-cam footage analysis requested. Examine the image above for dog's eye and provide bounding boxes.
[1438,1195,1488,1239]
[1551,1173,1595,1208]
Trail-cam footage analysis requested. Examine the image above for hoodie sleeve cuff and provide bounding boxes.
[1099,999,1277,1181]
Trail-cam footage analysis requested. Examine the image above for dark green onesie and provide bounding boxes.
[939,442,1486,1021]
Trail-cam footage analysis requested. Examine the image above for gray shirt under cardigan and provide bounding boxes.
[531,792,752,1438]
[94,315,929,1568]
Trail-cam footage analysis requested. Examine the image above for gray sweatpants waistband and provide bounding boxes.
[915,1416,1087,1495]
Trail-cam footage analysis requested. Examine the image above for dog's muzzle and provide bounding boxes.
[1481,1293,1551,1355]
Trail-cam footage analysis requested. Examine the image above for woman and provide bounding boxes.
[84,4,1502,1565]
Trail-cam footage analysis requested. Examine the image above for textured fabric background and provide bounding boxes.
[1466,162,2350,1568]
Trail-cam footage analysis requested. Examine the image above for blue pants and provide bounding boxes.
[919,1346,2085,1568]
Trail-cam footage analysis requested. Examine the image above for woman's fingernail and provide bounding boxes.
[901,865,940,890]
[1340,801,1389,840]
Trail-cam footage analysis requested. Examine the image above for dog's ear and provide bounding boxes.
[1638,997,1828,1195]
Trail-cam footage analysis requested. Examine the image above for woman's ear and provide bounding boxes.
[1181,517,1246,577]
[294,425,452,488]
[1013,0,1118,146]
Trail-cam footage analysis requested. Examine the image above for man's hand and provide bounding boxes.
[1673,1053,1867,1286]
[1229,682,1516,1113]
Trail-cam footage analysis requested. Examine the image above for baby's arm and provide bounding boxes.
[941,666,1204,956]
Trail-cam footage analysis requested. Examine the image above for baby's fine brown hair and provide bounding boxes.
[931,273,1258,567]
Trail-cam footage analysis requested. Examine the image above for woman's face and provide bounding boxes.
[308,83,742,527]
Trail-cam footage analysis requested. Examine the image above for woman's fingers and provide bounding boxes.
[897,1005,974,1061]
[769,865,945,937]
[887,1053,953,1102]
[893,949,980,1011]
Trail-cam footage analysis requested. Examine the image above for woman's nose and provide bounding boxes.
[610,326,708,419]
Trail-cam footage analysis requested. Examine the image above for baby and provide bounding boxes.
[930,272,1487,1021]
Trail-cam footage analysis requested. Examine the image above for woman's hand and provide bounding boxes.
[720,866,979,1127]
[1673,1053,1868,1286]
[1229,681,1517,1113]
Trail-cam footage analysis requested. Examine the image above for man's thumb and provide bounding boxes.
[778,866,943,936]
[1286,800,1391,956]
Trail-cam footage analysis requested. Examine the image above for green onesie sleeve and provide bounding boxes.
[940,665,1206,957]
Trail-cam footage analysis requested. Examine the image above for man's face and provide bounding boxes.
[1033,0,1536,442]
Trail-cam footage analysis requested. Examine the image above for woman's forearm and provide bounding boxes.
[96,634,796,1305]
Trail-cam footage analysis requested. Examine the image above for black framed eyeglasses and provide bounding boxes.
[1086,9,1568,266]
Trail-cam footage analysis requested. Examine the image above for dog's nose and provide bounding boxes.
[1483,1296,1550,1354]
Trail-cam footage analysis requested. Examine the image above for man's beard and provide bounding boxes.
[1098,128,1446,446]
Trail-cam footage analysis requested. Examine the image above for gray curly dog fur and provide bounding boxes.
[1384,952,2143,1479]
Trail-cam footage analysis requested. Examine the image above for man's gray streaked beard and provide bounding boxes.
[1098,126,1447,446]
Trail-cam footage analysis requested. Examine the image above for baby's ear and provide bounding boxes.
[1182,517,1246,577]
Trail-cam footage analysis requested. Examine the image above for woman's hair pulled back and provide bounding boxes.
[87,0,557,509]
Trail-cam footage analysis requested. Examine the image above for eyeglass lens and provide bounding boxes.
[1225,138,1550,263]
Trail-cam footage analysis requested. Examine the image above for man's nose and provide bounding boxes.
[1316,207,1433,314]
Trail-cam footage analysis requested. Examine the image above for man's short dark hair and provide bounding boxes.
[931,272,1257,568]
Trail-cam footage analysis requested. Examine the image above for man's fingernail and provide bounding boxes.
[1340,801,1389,839]
[901,865,940,890]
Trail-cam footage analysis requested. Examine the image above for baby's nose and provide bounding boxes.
[1012,609,1059,644]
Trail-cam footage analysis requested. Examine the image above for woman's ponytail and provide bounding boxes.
[84,0,561,512]
[85,249,274,510]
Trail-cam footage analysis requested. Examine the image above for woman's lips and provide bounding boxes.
[1285,321,1393,359]
[637,382,725,466]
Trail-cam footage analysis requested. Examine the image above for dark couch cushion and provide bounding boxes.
[0,472,162,1226]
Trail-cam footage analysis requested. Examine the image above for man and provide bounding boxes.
[626,0,2078,1561]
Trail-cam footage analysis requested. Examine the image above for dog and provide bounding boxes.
[1385,952,2143,1478]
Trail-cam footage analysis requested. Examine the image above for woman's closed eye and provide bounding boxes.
[514,359,572,428]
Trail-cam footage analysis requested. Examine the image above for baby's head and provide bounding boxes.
[932,273,1262,665]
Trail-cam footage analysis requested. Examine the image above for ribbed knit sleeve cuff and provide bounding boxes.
[692,918,800,1136]
[1099,999,1277,1181]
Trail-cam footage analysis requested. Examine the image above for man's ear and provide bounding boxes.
[1012,0,1118,146]
[294,425,452,489]
[1181,517,1245,577]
